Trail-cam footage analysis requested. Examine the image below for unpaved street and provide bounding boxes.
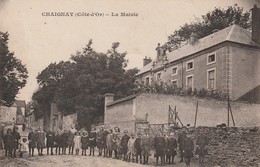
[0,150,200,167]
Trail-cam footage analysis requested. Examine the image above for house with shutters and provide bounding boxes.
[135,5,260,101]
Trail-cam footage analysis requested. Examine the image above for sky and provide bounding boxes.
[0,0,259,102]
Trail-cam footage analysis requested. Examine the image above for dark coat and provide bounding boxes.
[183,137,194,158]
[96,131,104,148]
[46,131,55,147]
[28,131,38,148]
[3,133,14,149]
[166,137,177,156]
[102,130,109,148]
[54,134,62,147]
[134,137,142,155]
[12,131,21,149]
[67,132,74,147]
[120,135,130,154]
[37,131,46,149]
[178,132,187,150]
[88,131,96,147]
[61,132,69,147]
[154,136,166,157]
[81,136,89,149]
[196,134,209,156]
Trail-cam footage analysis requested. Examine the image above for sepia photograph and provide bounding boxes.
[0,0,260,166]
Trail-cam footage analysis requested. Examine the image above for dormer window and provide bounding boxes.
[186,60,194,71]
[207,53,216,65]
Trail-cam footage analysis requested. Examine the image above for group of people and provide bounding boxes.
[2,125,209,167]
[3,126,23,158]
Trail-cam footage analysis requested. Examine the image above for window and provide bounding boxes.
[186,75,194,91]
[186,60,194,71]
[157,73,161,81]
[207,53,216,65]
[171,79,178,87]
[207,68,216,90]
[172,66,178,75]
[145,77,150,85]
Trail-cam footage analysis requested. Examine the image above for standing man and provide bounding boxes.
[166,132,177,164]
[196,129,209,167]
[121,130,130,161]
[13,125,21,158]
[183,132,194,167]
[178,128,187,163]
[36,127,45,156]
[141,129,151,165]
[28,127,38,157]
[154,133,166,166]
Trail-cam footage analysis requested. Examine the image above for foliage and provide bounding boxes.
[0,32,28,106]
[32,40,138,129]
[134,82,228,101]
[166,5,251,51]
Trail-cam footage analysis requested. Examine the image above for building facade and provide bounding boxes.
[135,6,260,100]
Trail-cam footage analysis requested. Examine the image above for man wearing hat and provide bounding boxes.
[178,128,187,163]
[120,130,130,161]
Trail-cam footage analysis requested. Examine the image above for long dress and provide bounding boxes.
[127,138,136,155]
[74,135,81,149]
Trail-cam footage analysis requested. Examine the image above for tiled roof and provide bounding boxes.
[137,25,258,76]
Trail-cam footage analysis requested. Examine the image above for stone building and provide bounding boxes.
[135,5,260,101]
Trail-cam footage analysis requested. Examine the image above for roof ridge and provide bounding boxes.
[226,24,236,41]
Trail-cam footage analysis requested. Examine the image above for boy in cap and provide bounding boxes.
[121,130,130,161]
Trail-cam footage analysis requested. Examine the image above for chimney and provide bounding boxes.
[252,5,260,45]
[143,56,152,67]
[189,32,199,45]
[104,93,115,124]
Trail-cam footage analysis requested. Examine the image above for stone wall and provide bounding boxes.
[135,93,260,127]
[189,126,260,167]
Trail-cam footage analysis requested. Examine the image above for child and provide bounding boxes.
[3,128,14,158]
[88,127,96,156]
[106,129,113,157]
[141,129,151,165]
[54,129,62,155]
[120,130,130,161]
[73,131,81,155]
[46,129,55,155]
[127,133,136,162]
[134,133,142,164]
[81,130,88,156]
[61,130,69,155]
[68,130,75,155]
[19,138,28,158]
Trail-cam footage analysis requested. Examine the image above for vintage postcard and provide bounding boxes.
[0,0,260,166]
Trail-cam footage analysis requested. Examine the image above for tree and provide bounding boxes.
[33,40,138,129]
[166,5,251,51]
[0,32,28,106]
